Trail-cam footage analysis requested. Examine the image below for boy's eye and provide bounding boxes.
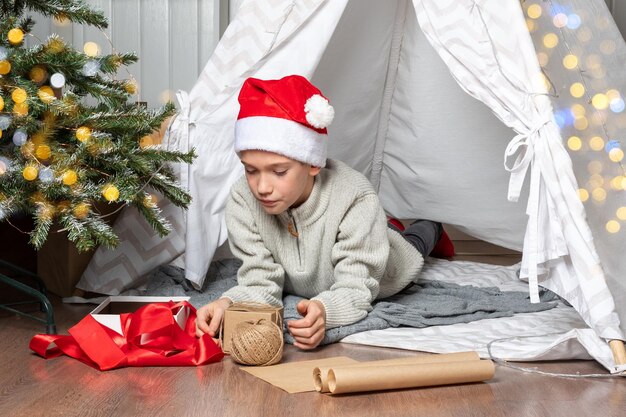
[274,170,287,176]
[245,168,257,174]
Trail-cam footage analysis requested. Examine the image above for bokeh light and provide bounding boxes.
[589,136,605,151]
[527,4,542,19]
[83,42,100,57]
[543,33,559,48]
[587,160,603,174]
[563,54,578,70]
[609,148,624,162]
[592,93,609,110]
[570,83,585,98]
[553,13,568,28]
[567,136,582,150]
[566,14,582,30]
[617,207,626,221]
[606,220,620,234]
[592,187,607,202]
[578,188,589,202]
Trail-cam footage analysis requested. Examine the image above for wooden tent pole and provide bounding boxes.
[609,340,626,365]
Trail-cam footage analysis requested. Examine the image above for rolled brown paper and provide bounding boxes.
[327,359,495,395]
[313,351,480,393]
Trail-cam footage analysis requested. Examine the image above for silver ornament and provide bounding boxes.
[38,167,55,183]
[50,73,66,88]
[82,60,100,77]
[12,129,28,146]
[0,115,11,130]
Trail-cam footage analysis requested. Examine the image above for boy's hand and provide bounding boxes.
[195,298,233,340]
[288,299,326,350]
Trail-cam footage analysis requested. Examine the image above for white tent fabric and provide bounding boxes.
[78,0,625,370]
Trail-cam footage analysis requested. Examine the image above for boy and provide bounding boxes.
[195,75,441,349]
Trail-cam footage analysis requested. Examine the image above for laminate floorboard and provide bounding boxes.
[1,269,625,416]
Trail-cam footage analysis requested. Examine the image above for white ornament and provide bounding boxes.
[304,94,334,129]
[0,207,5,221]
[50,73,66,88]
[0,115,11,130]
[12,129,27,146]
[39,167,54,183]
[0,157,12,174]
[0,46,8,60]
[82,60,100,77]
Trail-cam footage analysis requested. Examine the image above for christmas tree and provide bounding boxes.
[0,0,194,251]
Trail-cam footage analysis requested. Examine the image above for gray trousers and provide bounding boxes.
[388,220,442,257]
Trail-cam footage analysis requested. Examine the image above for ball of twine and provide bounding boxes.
[230,319,284,366]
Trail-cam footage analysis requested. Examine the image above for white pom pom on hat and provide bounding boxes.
[304,94,334,129]
[234,75,334,167]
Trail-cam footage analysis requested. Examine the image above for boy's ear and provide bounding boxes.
[309,165,321,176]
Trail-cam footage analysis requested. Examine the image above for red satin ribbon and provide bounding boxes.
[29,301,224,371]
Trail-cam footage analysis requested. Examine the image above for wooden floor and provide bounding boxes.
[1,290,624,417]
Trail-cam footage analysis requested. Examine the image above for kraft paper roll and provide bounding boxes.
[326,359,495,395]
[313,351,480,393]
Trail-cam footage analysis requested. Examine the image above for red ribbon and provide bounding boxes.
[29,301,224,371]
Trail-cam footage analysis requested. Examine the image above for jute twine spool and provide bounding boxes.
[230,319,284,366]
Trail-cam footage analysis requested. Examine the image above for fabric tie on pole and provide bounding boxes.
[173,90,193,191]
[504,118,551,303]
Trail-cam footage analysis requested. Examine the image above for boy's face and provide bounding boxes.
[239,150,321,215]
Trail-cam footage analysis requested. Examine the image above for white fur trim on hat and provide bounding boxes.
[304,94,334,129]
[235,116,328,167]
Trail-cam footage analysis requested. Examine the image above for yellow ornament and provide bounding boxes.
[83,41,100,57]
[30,66,48,84]
[0,95,4,111]
[76,126,92,142]
[124,80,138,95]
[13,102,28,116]
[11,88,27,104]
[35,144,52,160]
[73,202,90,219]
[23,165,38,181]
[8,28,24,45]
[0,130,3,140]
[0,60,11,75]
[102,184,120,202]
[47,38,64,54]
[62,170,78,186]
[38,86,56,104]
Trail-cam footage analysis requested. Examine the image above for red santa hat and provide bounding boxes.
[234,75,334,167]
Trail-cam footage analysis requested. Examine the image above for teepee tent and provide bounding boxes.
[78,0,626,372]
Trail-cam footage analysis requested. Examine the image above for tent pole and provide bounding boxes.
[609,340,626,365]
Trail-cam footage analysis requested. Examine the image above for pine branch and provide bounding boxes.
[29,211,53,249]
[133,198,171,237]
[14,0,108,29]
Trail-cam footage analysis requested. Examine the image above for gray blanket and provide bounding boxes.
[145,259,558,346]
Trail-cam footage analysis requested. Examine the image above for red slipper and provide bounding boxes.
[387,217,405,232]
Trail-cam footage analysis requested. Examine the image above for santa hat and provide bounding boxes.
[234,75,334,167]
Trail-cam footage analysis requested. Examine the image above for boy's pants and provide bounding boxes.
[388,219,442,257]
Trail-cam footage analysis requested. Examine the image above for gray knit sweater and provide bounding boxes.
[221,159,424,328]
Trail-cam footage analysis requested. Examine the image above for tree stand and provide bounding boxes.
[0,260,56,334]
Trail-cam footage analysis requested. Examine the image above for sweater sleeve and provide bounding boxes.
[220,188,285,307]
[311,193,388,328]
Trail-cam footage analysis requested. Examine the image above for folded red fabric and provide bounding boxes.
[30,301,224,371]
